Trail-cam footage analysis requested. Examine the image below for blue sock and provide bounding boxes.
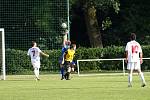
[60,67,64,78]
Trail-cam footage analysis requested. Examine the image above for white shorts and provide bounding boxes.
[31,60,41,68]
[127,61,141,70]
[32,62,40,68]
[32,63,40,68]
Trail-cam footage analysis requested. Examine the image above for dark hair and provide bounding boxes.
[70,44,76,49]
[70,44,74,49]
[32,41,36,47]
[130,33,136,40]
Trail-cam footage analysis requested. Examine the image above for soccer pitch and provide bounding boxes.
[0,74,150,100]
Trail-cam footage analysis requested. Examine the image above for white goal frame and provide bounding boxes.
[77,58,150,76]
[0,28,5,80]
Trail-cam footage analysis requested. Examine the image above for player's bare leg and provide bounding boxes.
[64,63,71,80]
[34,67,40,81]
[137,69,146,87]
[128,69,133,87]
[60,64,65,80]
[67,66,71,80]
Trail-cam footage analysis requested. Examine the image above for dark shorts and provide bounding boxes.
[71,61,75,65]
[64,61,71,71]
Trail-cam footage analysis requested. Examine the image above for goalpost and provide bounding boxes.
[77,58,150,76]
[0,28,6,80]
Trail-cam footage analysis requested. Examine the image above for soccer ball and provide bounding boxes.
[61,23,67,29]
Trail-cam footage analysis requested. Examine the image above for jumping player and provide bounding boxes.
[59,40,71,80]
[27,41,49,81]
[125,33,146,87]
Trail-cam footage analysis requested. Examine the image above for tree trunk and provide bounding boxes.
[84,6,103,48]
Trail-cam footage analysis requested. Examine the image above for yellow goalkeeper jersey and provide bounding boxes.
[65,49,75,62]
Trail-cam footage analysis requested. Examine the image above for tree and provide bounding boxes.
[85,2,103,48]
[107,0,150,46]
[70,0,120,48]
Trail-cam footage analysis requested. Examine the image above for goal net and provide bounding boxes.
[0,1,69,80]
[0,28,5,80]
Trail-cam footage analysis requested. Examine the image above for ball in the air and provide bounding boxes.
[61,23,67,29]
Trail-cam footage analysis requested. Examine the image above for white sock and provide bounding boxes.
[139,72,146,84]
[128,74,132,85]
[34,68,39,79]
[37,68,39,78]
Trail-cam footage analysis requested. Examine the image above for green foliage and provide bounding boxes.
[75,46,124,72]
[6,49,31,74]
[102,17,112,30]
[0,0,67,50]
[6,49,62,74]
[6,45,150,74]
[1,0,150,49]
[94,0,120,13]
[71,0,150,47]
[32,0,54,33]
[104,0,150,46]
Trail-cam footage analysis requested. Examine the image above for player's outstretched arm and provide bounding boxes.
[40,52,49,57]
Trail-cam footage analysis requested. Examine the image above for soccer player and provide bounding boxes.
[70,44,76,73]
[27,41,49,81]
[125,33,146,87]
[64,44,76,80]
[59,40,71,80]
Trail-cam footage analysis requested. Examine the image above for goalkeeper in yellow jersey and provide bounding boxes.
[64,44,76,80]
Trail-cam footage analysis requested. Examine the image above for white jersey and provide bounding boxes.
[27,47,42,65]
[125,40,142,62]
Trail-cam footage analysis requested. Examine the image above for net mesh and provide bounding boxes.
[0,0,68,76]
[0,31,2,75]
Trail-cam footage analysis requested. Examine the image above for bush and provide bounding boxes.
[5,45,150,74]
[6,49,31,74]
[74,46,124,72]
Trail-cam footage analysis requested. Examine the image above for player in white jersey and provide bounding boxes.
[125,33,146,87]
[27,41,49,81]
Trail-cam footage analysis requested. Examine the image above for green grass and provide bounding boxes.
[0,74,150,100]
